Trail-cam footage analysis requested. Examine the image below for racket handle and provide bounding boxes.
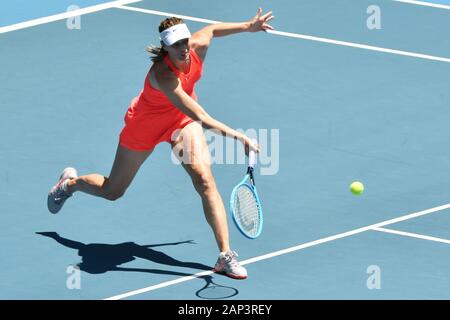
[249,139,257,168]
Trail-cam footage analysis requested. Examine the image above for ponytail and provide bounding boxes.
[146,44,167,62]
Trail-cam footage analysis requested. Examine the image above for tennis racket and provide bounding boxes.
[229,139,263,239]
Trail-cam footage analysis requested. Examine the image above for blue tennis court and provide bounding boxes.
[1,0,449,300]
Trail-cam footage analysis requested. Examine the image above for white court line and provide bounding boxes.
[373,227,450,244]
[394,0,450,10]
[117,5,450,64]
[0,0,142,34]
[105,202,450,300]
[268,30,450,63]
[116,6,220,24]
[104,270,215,300]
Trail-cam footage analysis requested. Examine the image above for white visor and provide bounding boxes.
[160,24,191,46]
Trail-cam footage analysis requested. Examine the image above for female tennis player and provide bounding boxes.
[47,8,274,279]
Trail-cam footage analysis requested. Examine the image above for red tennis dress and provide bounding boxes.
[119,49,203,151]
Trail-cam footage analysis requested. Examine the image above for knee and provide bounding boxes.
[103,184,126,201]
[104,190,125,201]
[192,172,216,195]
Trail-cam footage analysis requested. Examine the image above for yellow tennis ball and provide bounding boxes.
[350,181,364,195]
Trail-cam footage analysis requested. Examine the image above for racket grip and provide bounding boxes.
[249,139,257,168]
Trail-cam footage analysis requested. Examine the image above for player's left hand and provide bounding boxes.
[248,8,275,32]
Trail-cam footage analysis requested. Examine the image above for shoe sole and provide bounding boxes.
[47,193,64,214]
[213,269,248,280]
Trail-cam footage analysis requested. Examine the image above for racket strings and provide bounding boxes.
[234,186,260,236]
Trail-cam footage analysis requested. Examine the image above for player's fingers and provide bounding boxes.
[250,142,260,153]
[254,7,262,19]
[261,11,273,20]
[265,15,275,23]
[263,24,274,31]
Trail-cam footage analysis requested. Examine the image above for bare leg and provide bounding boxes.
[66,144,152,201]
[171,122,230,253]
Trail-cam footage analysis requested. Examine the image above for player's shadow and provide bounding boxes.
[36,231,239,299]
[36,231,212,275]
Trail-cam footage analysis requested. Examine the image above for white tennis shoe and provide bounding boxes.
[213,250,247,279]
[47,167,78,214]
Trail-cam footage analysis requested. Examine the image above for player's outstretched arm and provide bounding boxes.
[190,8,274,59]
